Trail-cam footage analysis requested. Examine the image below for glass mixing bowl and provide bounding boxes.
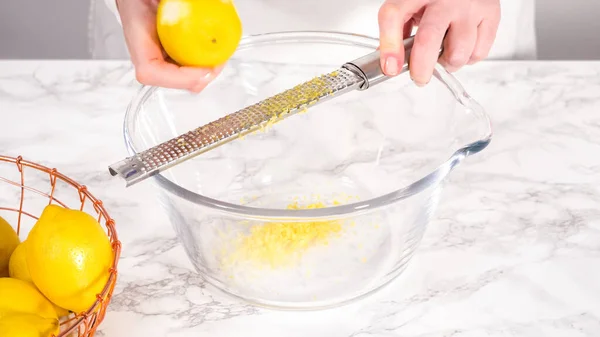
[122,31,492,310]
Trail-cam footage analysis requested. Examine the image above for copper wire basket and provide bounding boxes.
[0,155,121,337]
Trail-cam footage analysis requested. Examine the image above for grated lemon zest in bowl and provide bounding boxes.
[222,195,360,269]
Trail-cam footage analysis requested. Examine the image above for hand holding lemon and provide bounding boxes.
[116,0,242,92]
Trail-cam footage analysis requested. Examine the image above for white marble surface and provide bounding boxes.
[0,60,599,336]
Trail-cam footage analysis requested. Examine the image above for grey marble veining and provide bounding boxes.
[0,60,599,336]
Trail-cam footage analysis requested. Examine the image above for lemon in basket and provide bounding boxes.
[0,215,20,277]
[9,241,70,317]
[0,312,59,337]
[26,205,113,313]
[156,0,242,67]
[0,278,57,320]
[9,241,33,283]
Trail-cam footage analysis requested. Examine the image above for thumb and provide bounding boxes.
[378,0,422,76]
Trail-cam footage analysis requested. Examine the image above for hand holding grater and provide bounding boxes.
[109,35,442,187]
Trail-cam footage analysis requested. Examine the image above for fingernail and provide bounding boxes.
[189,86,203,94]
[191,82,206,93]
[385,56,399,76]
[412,78,427,87]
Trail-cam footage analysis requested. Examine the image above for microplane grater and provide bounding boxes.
[109,36,432,187]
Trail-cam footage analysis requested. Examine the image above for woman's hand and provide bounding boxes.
[116,0,222,92]
[378,0,501,86]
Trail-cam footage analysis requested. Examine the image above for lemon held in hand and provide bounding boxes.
[157,0,243,67]
[0,215,20,277]
[0,313,59,337]
[26,205,113,313]
[9,241,70,317]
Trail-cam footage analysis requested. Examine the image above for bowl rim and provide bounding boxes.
[122,30,492,219]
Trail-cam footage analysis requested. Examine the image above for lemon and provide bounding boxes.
[26,205,113,313]
[9,241,33,282]
[9,241,70,318]
[0,313,59,337]
[0,278,57,320]
[157,0,242,67]
[0,215,20,277]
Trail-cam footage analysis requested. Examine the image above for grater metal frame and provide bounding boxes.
[109,36,428,187]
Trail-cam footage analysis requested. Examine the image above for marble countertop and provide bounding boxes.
[0,60,599,337]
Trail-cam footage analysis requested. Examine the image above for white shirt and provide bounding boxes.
[90,0,536,60]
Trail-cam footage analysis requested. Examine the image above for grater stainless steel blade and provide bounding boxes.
[109,36,431,187]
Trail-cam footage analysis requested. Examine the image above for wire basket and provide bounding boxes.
[0,155,121,337]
